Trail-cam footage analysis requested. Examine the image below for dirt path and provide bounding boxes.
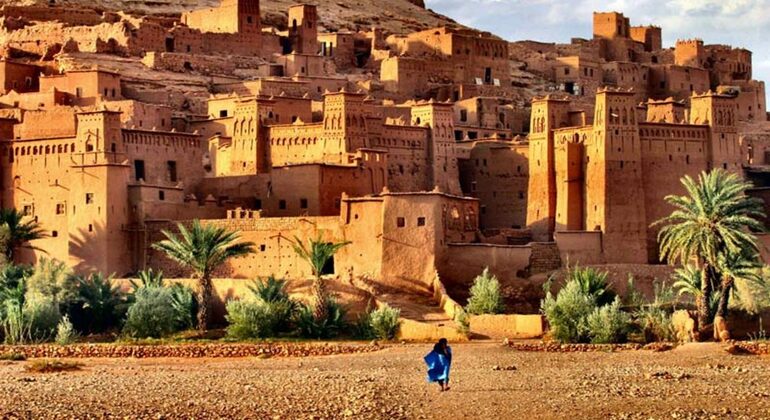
[1,342,770,419]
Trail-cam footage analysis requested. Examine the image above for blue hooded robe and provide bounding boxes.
[424,346,452,382]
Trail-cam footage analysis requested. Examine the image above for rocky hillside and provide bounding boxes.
[6,0,461,34]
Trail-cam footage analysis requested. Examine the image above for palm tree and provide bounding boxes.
[714,250,761,320]
[656,169,764,332]
[0,208,46,262]
[291,234,350,321]
[152,220,254,331]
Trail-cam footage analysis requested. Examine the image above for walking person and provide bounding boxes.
[424,338,452,391]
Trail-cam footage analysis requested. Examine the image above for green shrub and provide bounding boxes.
[586,298,632,344]
[225,299,278,340]
[248,277,296,332]
[541,280,596,343]
[55,315,77,345]
[566,266,615,306]
[130,269,165,291]
[25,258,76,308]
[26,297,61,340]
[635,305,676,342]
[0,351,25,361]
[70,273,127,334]
[123,287,180,338]
[351,310,375,340]
[168,284,197,330]
[296,300,348,339]
[454,309,470,336]
[2,300,30,344]
[369,304,400,340]
[465,268,504,315]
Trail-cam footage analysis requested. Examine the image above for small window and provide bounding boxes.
[417,217,426,226]
[396,217,406,228]
[51,231,58,238]
[219,110,228,118]
[260,244,266,252]
[159,190,165,201]
[88,224,93,232]
[85,193,94,204]
[22,205,33,216]
[167,161,177,182]
[279,200,287,210]
[56,203,65,215]
[254,199,262,210]
[300,198,308,209]
[460,110,468,122]
[76,87,83,98]
[134,160,146,181]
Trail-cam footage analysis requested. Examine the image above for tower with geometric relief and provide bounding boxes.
[589,88,647,263]
[526,96,571,241]
[412,100,461,195]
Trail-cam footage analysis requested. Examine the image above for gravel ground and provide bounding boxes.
[2,342,770,419]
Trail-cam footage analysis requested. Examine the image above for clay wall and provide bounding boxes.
[182,0,261,35]
[630,25,662,52]
[553,231,604,265]
[318,32,356,68]
[457,140,528,229]
[638,123,709,259]
[0,6,110,27]
[593,12,630,39]
[278,53,327,77]
[0,61,40,94]
[122,129,206,196]
[110,100,173,130]
[0,89,67,110]
[39,70,122,106]
[439,243,531,286]
[648,65,710,100]
[13,107,76,139]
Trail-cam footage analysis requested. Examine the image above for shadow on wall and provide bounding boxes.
[69,222,110,275]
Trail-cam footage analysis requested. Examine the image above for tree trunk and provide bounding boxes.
[696,262,712,338]
[197,274,213,332]
[313,276,328,322]
[714,277,733,341]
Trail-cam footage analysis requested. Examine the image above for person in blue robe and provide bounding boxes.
[424,338,452,391]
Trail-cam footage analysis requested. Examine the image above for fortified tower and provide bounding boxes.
[412,100,461,195]
[231,97,272,175]
[323,89,368,159]
[69,108,131,275]
[526,96,571,241]
[288,4,318,54]
[589,88,647,263]
[675,39,705,68]
[593,11,630,39]
[690,91,741,173]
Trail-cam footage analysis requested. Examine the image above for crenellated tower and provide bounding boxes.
[411,100,461,195]
[526,95,571,241]
[589,88,647,263]
[690,91,741,173]
[288,4,318,54]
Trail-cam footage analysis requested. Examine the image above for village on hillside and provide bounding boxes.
[1,1,770,417]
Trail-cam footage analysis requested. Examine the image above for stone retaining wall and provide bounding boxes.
[0,343,382,358]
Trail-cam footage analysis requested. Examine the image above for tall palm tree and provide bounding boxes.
[0,208,46,262]
[152,220,254,331]
[291,234,350,321]
[656,169,764,332]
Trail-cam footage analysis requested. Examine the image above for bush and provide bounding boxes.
[25,258,76,308]
[70,273,127,334]
[25,359,82,373]
[566,266,615,306]
[130,269,165,291]
[169,284,197,330]
[541,280,596,343]
[225,299,278,340]
[465,268,504,315]
[369,304,400,340]
[454,309,470,336]
[296,300,348,339]
[351,311,375,340]
[1,297,60,344]
[55,315,77,345]
[635,305,676,342]
[248,277,296,332]
[123,287,181,338]
[586,298,632,344]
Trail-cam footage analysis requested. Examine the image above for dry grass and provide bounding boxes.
[25,359,82,373]
[0,352,25,361]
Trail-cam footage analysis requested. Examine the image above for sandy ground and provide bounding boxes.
[1,342,770,419]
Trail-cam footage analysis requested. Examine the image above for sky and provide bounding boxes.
[424,0,770,86]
